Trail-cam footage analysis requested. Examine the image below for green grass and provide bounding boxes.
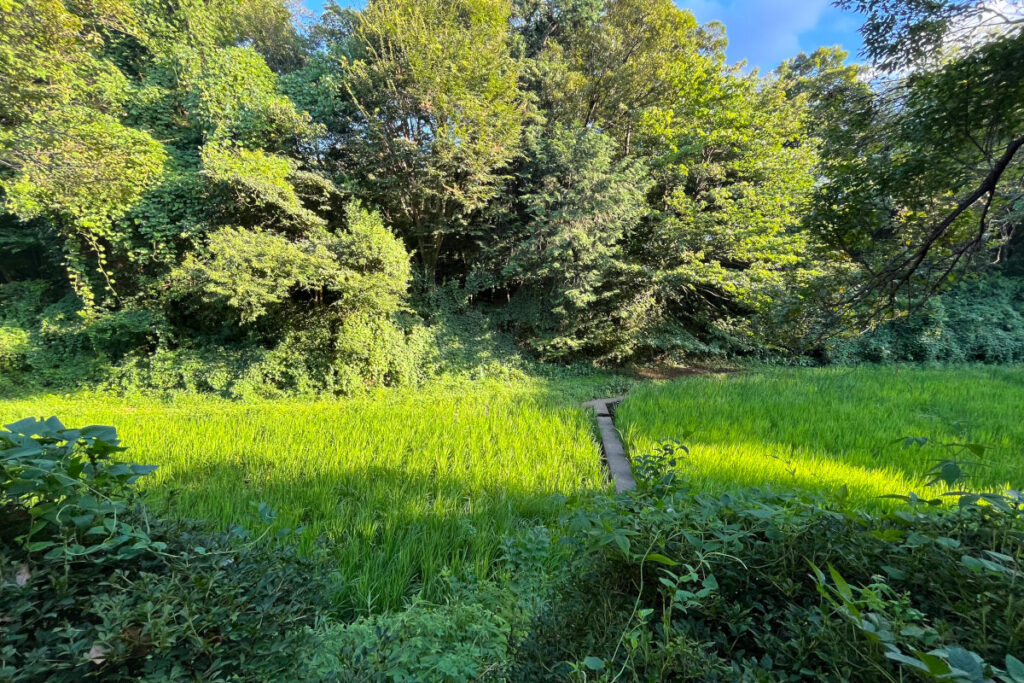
[9,365,1020,613]
[0,377,610,613]
[616,366,1024,508]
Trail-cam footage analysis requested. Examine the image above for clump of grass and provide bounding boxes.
[616,366,1024,508]
[0,378,607,613]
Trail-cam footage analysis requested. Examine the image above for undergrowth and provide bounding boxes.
[513,441,1024,682]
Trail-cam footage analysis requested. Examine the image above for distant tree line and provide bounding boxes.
[1,0,1022,393]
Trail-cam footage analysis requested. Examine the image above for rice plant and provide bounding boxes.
[0,378,607,613]
[616,366,1024,508]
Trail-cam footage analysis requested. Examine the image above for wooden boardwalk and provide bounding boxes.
[583,397,636,492]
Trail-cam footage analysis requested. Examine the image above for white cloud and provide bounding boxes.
[683,0,833,71]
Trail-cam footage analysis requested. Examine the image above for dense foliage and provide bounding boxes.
[0,417,332,680]
[514,442,1024,682]
[0,0,419,395]
[3,2,1023,678]
[4,0,1019,394]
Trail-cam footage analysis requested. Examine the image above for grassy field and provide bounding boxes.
[616,366,1024,507]
[7,365,1021,613]
[0,377,610,612]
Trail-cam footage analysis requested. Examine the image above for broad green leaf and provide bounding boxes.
[645,553,677,566]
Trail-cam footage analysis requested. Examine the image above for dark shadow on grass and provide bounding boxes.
[144,458,585,615]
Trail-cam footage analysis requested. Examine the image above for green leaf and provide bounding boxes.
[645,553,677,566]
[828,565,853,601]
[963,443,986,458]
[909,650,952,675]
[25,541,54,552]
[881,565,907,580]
[70,513,94,528]
[4,417,44,435]
[613,533,630,556]
[583,656,606,672]
[1005,655,1024,682]
[885,651,931,673]
[79,425,118,443]
[1,444,45,460]
[941,646,984,680]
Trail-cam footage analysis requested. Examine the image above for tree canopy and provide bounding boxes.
[1,0,1022,392]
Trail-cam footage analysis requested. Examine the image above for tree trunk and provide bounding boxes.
[417,233,443,283]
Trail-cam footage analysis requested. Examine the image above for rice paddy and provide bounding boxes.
[616,366,1024,508]
[0,378,607,612]
[6,365,1022,613]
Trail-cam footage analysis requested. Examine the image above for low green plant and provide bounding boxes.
[0,417,333,681]
[319,595,512,682]
[511,440,1024,681]
[0,416,159,562]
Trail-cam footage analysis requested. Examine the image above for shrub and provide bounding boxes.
[0,417,333,681]
[319,599,511,682]
[0,325,29,374]
[513,441,1024,681]
[0,282,167,391]
[1,204,429,398]
[109,344,260,396]
[827,275,1024,364]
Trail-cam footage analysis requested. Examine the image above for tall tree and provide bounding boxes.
[527,0,725,153]
[483,126,650,359]
[289,0,527,281]
[1,0,419,393]
[633,73,823,354]
[816,1,1024,328]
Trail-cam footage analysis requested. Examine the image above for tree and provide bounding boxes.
[632,73,823,354]
[811,2,1024,329]
[0,0,136,129]
[835,0,1024,71]
[526,0,725,153]
[1,107,168,307]
[484,126,650,358]
[1,0,426,393]
[170,203,417,394]
[290,0,527,280]
[1,0,321,308]
[776,46,872,150]
[512,0,603,57]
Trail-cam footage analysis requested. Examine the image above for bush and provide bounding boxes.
[108,344,260,396]
[0,204,430,398]
[827,275,1024,364]
[0,417,333,681]
[0,325,29,374]
[319,599,511,682]
[0,282,169,391]
[513,442,1024,681]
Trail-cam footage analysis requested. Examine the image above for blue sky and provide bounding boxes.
[297,1,865,73]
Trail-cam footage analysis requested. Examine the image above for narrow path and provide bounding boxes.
[583,396,636,492]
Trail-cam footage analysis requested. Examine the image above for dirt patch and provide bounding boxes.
[629,364,740,381]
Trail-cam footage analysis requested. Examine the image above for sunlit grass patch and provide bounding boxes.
[616,366,1024,508]
[0,378,607,612]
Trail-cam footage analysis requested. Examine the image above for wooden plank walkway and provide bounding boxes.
[583,396,636,492]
